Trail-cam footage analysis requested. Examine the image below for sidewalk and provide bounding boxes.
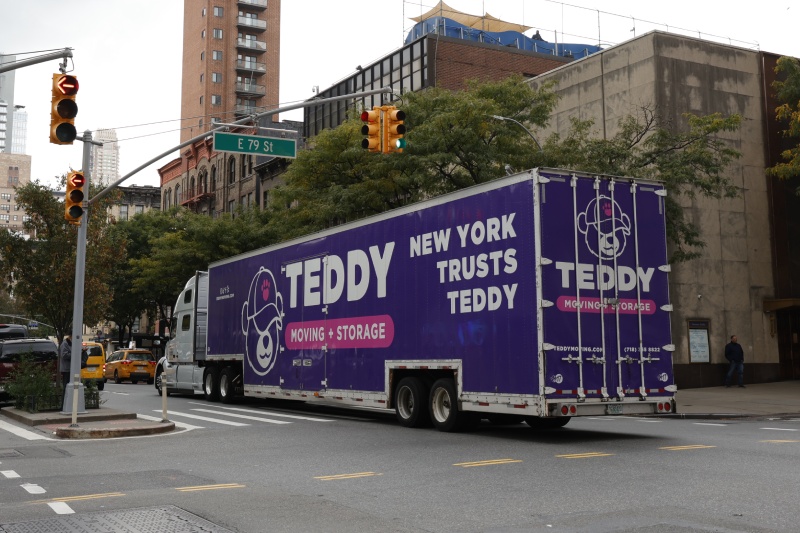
[672,380,800,418]
[1,381,798,438]
[0,407,175,438]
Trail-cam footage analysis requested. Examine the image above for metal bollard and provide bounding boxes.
[161,372,169,423]
[70,373,80,427]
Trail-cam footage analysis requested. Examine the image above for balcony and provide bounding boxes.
[236,59,266,75]
[234,104,261,116]
[237,0,267,11]
[237,16,266,32]
[235,82,266,96]
[236,37,266,53]
[179,186,215,206]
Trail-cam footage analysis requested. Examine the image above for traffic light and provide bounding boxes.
[64,171,86,225]
[50,73,79,145]
[360,108,381,152]
[383,106,406,153]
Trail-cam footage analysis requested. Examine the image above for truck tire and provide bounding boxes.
[524,416,571,429]
[155,370,170,396]
[114,371,121,384]
[204,367,220,402]
[395,377,430,428]
[429,378,473,432]
[219,368,237,404]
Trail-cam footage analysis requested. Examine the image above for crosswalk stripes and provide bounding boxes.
[149,405,335,429]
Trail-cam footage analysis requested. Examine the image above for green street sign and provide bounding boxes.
[213,131,297,158]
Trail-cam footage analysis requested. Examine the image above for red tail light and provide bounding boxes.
[121,360,131,365]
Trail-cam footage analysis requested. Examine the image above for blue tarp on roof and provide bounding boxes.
[405,16,602,59]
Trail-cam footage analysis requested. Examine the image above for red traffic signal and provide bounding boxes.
[64,171,87,225]
[50,74,79,145]
[361,108,381,152]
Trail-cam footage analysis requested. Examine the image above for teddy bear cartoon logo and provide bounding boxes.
[577,195,631,260]
[241,267,284,376]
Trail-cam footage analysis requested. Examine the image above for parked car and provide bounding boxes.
[0,338,59,401]
[103,349,156,384]
[0,324,28,340]
[80,342,106,390]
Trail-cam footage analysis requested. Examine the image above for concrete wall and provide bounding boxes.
[530,31,779,387]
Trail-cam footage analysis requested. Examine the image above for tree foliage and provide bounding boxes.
[768,56,800,184]
[270,76,741,262]
[0,179,122,341]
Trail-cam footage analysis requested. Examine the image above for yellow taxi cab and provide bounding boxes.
[80,341,106,390]
[103,348,156,384]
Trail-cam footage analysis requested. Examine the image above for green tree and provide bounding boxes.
[0,179,121,341]
[540,107,742,261]
[270,77,741,262]
[128,207,276,326]
[768,56,800,184]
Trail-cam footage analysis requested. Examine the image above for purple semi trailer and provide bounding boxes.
[158,168,676,431]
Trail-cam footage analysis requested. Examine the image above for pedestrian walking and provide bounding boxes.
[724,335,745,388]
[59,335,72,397]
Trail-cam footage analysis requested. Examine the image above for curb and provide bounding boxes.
[55,421,176,439]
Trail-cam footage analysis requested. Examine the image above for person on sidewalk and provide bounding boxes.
[59,335,72,397]
[724,335,745,388]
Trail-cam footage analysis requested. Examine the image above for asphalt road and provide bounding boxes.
[1,383,799,532]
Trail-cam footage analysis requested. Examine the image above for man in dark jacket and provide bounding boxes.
[59,335,72,397]
[724,335,745,388]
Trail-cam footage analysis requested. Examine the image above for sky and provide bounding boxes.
[2,0,797,190]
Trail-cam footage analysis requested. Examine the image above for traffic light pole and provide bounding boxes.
[61,130,93,419]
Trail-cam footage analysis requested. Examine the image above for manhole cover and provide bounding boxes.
[0,505,234,533]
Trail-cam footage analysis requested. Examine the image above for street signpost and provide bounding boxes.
[213,131,297,158]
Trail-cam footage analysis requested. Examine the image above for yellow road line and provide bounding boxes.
[556,452,614,459]
[29,492,125,504]
[175,483,245,492]
[314,472,382,481]
[659,445,716,451]
[760,439,800,443]
[453,459,522,468]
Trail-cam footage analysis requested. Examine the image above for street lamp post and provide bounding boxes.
[490,115,544,153]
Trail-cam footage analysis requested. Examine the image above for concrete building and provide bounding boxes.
[0,152,32,237]
[0,53,15,153]
[90,129,120,186]
[179,0,280,143]
[11,105,26,154]
[529,31,800,387]
[108,184,161,223]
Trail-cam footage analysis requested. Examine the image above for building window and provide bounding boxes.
[200,96,203,105]
[228,200,236,213]
[0,193,9,200]
[212,72,222,83]
[0,204,9,211]
[212,50,222,60]
[135,205,144,215]
[213,6,223,16]
[200,73,204,82]
[201,51,205,61]
[211,95,222,105]
[211,166,217,191]
[119,205,128,221]
[213,28,223,39]
[202,7,206,16]
[201,29,206,39]
[228,157,236,184]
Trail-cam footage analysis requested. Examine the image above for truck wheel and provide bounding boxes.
[204,368,220,402]
[395,377,430,428]
[219,368,237,404]
[429,378,469,432]
[524,416,571,429]
[155,371,171,397]
[114,371,121,384]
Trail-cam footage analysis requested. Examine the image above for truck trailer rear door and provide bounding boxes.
[536,170,674,402]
